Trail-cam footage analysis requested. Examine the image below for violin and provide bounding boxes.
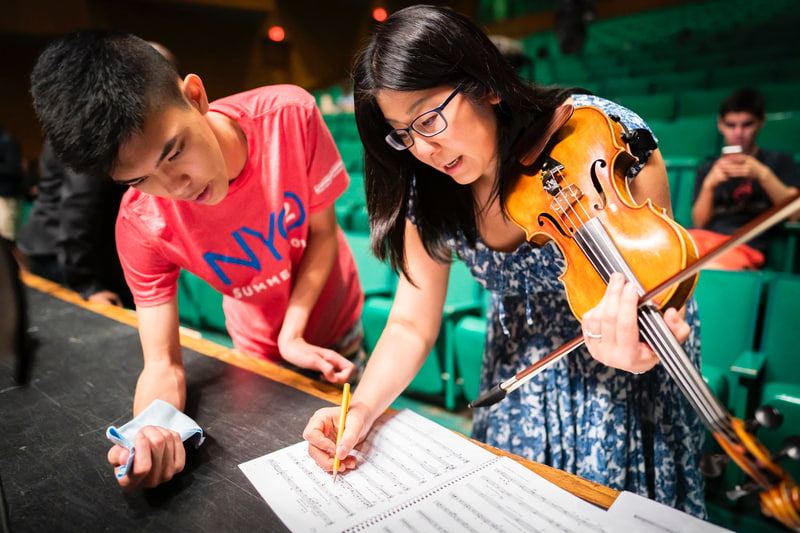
[475,105,800,530]
[505,104,698,320]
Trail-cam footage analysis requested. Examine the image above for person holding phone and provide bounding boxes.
[690,87,800,270]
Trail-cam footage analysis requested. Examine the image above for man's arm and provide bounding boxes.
[691,160,726,229]
[696,153,800,225]
[748,155,799,220]
[133,297,186,415]
[106,297,188,489]
[277,204,354,383]
[692,180,717,229]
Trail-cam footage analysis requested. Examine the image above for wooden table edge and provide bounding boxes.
[21,271,619,509]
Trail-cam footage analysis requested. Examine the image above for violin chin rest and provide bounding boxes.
[513,104,574,167]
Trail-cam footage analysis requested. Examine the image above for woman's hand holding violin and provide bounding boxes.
[581,273,690,374]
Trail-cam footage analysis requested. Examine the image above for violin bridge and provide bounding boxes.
[551,184,583,217]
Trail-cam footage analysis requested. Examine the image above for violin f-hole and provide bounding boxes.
[589,159,608,210]
[537,212,572,238]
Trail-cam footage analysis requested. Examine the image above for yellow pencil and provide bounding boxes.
[332,382,351,483]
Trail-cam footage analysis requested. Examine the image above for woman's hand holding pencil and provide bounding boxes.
[332,383,351,483]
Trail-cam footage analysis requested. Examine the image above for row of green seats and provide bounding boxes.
[737,274,800,485]
[522,0,798,89]
[322,82,797,143]
[685,268,800,426]
[696,271,800,488]
[652,111,800,162]
[348,229,488,410]
[541,52,799,89]
[600,73,799,104]
[614,84,800,124]
[361,260,486,411]
[173,229,484,411]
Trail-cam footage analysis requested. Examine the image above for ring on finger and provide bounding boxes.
[583,329,602,340]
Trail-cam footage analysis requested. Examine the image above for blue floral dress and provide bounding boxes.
[413,95,706,517]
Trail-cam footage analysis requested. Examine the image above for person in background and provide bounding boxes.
[690,87,800,270]
[303,5,706,518]
[30,30,364,489]
[18,139,133,307]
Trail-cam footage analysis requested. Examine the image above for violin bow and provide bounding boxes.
[469,191,800,408]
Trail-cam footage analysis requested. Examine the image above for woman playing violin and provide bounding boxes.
[303,4,706,517]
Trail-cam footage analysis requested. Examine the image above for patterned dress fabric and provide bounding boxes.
[411,94,706,517]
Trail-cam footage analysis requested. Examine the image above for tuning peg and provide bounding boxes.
[772,436,800,463]
[745,405,783,433]
[699,454,730,478]
[726,481,759,501]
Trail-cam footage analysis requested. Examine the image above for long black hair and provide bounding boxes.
[353,5,574,278]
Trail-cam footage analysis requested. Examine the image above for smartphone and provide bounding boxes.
[721,145,743,155]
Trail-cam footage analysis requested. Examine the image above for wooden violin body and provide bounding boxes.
[505,105,698,320]
[502,105,800,530]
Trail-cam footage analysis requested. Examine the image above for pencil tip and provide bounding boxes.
[332,471,338,483]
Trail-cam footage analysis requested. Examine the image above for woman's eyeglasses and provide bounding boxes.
[384,86,462,151]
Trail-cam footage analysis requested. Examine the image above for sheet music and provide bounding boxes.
[239,409,619,532]
[344,455,619,533]
[606,491,734,533]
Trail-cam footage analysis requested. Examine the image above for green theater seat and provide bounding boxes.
[361,259,484,410]
[760,112,800,159]
[344,231,396,298]
[692,269,764,411]
[453,315,487,405]
[651,116,720,161]
[728,274,800,487]
[732,274,800,419]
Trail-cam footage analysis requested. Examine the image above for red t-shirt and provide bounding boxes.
[116,85,363,360]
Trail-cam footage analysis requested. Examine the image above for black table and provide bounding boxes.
[1,286,332,532]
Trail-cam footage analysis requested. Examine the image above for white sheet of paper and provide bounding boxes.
[607,491,734,533]
[239,409,621,533]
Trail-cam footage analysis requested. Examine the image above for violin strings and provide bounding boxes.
[574,224,727,428]
[638,307,734,435]
[577,224,733,436]
[553,179,734,437]
[577,224,730,431]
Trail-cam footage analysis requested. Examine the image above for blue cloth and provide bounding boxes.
[409,95,706,517]
[106,399,205,479]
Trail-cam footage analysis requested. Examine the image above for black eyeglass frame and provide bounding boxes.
[384,85,463,151]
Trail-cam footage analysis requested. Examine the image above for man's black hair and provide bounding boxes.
[30,30,185,179]
[719,88,766,120]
